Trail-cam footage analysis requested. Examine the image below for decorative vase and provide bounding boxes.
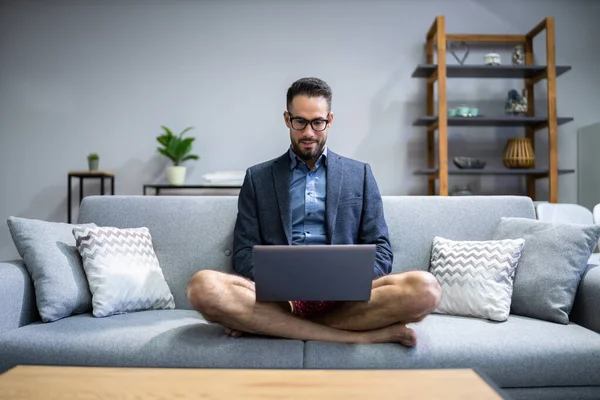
[503,138,535,169]
[88,159,99,171]
[512,44,525,65]
[166,166,186,185]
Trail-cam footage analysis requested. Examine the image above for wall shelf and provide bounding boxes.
[414,168,575,177]
[413,116,574,128]
[411,64,571,79]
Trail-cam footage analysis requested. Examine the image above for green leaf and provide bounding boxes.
[166,137,180,161]
[156,134,170,147]
[177,138,194,158]
[179,137,195,148]
[181,154,199,162]
[161,126,174,137]
[178,126,194,138]
[157,147,175,163]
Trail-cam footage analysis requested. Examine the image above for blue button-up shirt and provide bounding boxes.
[289,147,328,245]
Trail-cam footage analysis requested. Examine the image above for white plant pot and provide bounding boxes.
[166,166,186,186]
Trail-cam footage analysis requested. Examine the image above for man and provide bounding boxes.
[187,77,441,346]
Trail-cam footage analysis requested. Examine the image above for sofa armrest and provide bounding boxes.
[0,260,39,333]
[571,264,600,334]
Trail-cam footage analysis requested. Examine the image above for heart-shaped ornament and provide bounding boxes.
[447,41,470,65]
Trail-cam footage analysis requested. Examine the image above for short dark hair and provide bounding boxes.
[286,77,332,113]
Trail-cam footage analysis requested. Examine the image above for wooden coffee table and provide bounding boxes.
[0,365,507,399]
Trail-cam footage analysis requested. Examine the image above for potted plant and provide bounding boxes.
[156,126,199,185]
[87,153,99,171]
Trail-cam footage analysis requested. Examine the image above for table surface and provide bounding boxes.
[68,170,114,177]
[0,366,505,400]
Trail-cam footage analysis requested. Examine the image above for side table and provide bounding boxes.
[68,171,115,223]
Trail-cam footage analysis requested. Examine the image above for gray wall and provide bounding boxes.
[1,0,599,260]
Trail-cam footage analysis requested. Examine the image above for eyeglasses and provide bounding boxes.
[288,112,330,132]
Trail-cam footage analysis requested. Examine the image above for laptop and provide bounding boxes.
[253,244,376,302]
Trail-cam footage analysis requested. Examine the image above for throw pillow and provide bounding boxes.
[492,217,600,324]
[429,236,525,322]
[7,216,95,322]
[72,225,175,317]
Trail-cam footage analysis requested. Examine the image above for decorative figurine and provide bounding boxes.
[505,89,528,114]
[448,41,470,65]
[512,44,525,65]
[451,106,479,117]
[456,106,470,117]
[484,52,501,65]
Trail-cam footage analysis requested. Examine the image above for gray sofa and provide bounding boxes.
[1,195,599,399]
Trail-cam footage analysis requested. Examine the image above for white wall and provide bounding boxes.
[1,0,599,260]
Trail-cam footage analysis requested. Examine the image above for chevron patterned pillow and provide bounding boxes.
[72,226,175,318]
[429,236,525,322]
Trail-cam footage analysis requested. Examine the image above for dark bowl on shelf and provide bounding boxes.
[453,157,487,169]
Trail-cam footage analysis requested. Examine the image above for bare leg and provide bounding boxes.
[311,271,442,331]
[186,270,416,346]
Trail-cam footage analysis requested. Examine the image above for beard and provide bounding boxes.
[292,137,326,162]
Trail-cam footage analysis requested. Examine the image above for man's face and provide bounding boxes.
[284,95,333,163]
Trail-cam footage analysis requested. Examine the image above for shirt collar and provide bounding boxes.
[289,146,328,171]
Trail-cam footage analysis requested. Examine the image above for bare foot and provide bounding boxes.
[363,324,417,347]
[224,327,244,338]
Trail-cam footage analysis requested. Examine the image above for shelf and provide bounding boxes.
[414,168,575,177]
[411,64,571,79]
[413,116,574,127]
[418,16,566,202]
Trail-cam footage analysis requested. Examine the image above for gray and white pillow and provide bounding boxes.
[7,217,95,322]
[72,226,175,318]
[429,236,525,322]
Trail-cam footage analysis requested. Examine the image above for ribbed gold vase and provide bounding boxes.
[503,138,535,169]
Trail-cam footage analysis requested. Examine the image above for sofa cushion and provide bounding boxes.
[72,226,175,317]
[303,314,600,388]
[76,196,239,310]
[429,236,525,322]
[0,310,304,373]
[381,196,536,274]
[6,216,95,322]
[492,217,600,324]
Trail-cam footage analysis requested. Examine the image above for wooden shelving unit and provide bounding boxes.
[414,16,573,203]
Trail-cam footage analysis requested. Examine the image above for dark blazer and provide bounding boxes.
[232,149,394,280]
